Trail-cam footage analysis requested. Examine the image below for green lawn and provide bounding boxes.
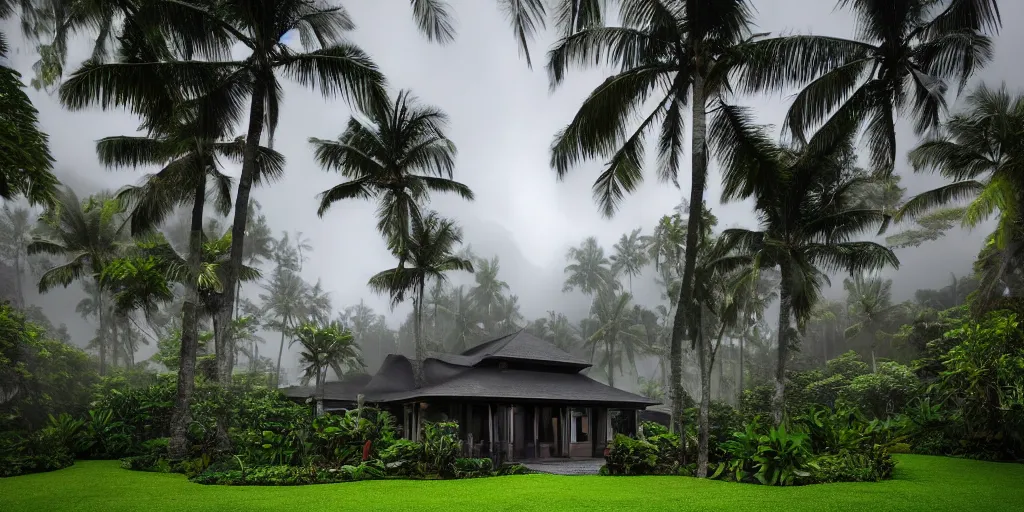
[2,455,1022,511]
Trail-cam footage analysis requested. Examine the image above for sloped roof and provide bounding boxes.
[431,329,591,370]
[364,354,416,396]
[280,373,373,402]
[370,367,659,408]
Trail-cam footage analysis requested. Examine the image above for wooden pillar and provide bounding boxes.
[487,404,494,458]
[536,405,544,458]
[467,405,474,457]
[507,406,515,461]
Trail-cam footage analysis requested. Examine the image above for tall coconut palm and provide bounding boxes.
[437,285,484,354]
[58,0,390,390]
[843,273,905,369]
[895,83,1024,300]
[28,188,127,375]
[312,89,474,254]
[739,0,1002,175]
[294,320,363,416]
[586,290,644,388]
[260,264,310,387]
[713,107,899,427]
[493,294,524,335]
[611,228,648,293]
[368,211,474,366]
[547,1,763,445]
[469,256,509,330]
[563,236,615,295]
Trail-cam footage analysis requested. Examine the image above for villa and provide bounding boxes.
[282,329,659,462]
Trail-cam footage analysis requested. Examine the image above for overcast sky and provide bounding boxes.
[5,0,1024,367]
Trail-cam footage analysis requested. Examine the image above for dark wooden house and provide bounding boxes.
[283,329,659,461]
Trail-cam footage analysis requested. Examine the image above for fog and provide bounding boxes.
[3,0,1022,383]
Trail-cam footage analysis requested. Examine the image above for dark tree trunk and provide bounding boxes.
[96,287,107,376]
[773,267,792,426]
[169,180,207,460]
[111,318,119,369]
[670,72,708,459]
[275,314,289,387]
[215,79,267,386]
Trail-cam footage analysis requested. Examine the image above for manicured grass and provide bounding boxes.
[2,455,1022,511]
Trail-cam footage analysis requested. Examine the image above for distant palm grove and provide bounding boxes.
[2,0,1023,508]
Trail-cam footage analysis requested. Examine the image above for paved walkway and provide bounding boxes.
[521,458,605,475]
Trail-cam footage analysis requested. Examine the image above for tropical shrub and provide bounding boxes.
[838,362,918,418]
[422,421,462,477]
[714,424,815,486]
[603,434,660,476]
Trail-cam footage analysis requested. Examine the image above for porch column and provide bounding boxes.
[488,404,494,458]
[507,405,515,461]
[533,406,540,459]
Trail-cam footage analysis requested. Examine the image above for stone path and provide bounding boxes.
[521,458,605,476]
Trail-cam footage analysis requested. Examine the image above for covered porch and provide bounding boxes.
[396,400,640,462]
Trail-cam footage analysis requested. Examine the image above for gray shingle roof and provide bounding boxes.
[280,373,372,402]
[369,367,659,407]
[436,329,591,369]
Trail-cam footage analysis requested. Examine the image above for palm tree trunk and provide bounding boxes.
[696,332,712,477]
[773,269,793,426]
[169,180,207,460]
[96,286,107,375]
[14,253,24,308]
[275,315,289,387]
[415,280,426,367]
[607,338,615,388]
[739,325,746,400]
[214,78,267,390]
[670,72,708,461]
[111,317,120,369]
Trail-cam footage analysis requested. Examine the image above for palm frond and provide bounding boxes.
[498,0,547,69]
[410,0,456,44]
[278,43,388,112]
[894,180,985,222]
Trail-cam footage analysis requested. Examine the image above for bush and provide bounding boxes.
[495,463,531,476]
[714,423,815,486]
[0,429,74,477]
[422,421,461,477]
[454,457,493,478]
[838,362,918,419]
[603,434,660,476]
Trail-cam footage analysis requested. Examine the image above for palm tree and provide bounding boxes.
[469,256,510,330]
[586,290,644,388]
[294,320,363,416]
[493,294,524,335]
[0,34,56,206]
[611,228,648,293]
[741,0,1002,175]
[0,206,34,306]
[28,188,127,375]
[547,1,762,444]
[312,89,474,253]
[843,273,904,369]
[714,110,899,427]
[368,211,474,366]
[895,83,1024,300]
[563,236,615,295]
[260,264,310,387]
[57,0,390,385]
[437,285,484,354]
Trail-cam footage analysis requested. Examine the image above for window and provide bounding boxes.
[570,408,589,443]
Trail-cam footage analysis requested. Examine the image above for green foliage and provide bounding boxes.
[454,457,494,478]
[838,362,919,418]
[915,312,1024,460]
[603,434,660,476]
[0,303,98,433]
[422,421,461,478]
[715,423,815,486]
